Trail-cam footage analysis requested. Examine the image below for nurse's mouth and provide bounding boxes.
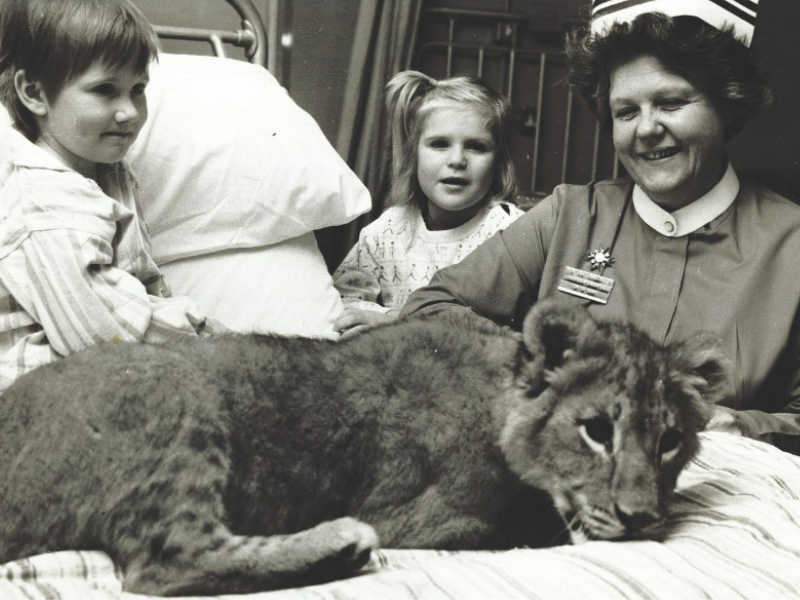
[640,147,680,160]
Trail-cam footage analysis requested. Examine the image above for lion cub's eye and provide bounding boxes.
[658,428,683,460]
[578,417,614,453]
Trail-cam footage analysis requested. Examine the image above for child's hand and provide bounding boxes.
[704,405,744,436]
[335,307,398,338]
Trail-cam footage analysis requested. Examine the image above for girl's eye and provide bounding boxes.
[92,84,117,97]
[131,83,147,97]
[466,142,490,153]
[429,139,449,149]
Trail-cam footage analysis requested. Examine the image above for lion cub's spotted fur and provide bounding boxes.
[0,301,727,596]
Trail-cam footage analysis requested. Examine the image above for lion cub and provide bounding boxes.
[0,301,727,596]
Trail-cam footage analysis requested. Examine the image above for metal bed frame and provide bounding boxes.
[152,0,269,69]
[416,7,619,199]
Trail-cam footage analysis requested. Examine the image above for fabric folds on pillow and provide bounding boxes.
[128,53,371,265]
[159,232,343,337]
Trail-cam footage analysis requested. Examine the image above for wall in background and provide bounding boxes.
[284,1,360,141]
[728,0,799,200]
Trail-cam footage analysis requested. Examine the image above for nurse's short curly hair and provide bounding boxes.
[566,12,770,141]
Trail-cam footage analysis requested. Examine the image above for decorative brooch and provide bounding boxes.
[585,247,615,275]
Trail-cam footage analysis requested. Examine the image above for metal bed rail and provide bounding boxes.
[415,7,619,199]
[152,0,269,68]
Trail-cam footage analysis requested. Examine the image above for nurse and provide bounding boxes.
[401,3,800,453]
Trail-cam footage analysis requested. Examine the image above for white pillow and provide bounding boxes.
[128,53,371,265]
[159,232,343,337]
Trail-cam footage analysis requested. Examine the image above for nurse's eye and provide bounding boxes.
[659,98,687,111]
[429,139,449,149]
[613,107,638,121]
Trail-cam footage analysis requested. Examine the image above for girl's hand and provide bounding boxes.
[335,307,398,338]
[704,405,744,436]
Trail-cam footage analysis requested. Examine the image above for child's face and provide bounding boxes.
[416,103,497,230]
[34,60,149,177]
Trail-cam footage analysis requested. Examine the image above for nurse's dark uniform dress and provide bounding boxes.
[401,164,800,454]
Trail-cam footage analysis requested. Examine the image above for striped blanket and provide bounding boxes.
[1,431,799,600]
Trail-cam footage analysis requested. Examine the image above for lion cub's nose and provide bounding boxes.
[614,503,660,533]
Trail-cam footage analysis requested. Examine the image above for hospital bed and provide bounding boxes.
[0,1,799,598]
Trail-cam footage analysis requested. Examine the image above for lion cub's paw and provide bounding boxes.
[316,517,379,569]
[300,517,379,583]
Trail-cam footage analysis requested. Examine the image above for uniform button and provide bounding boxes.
[664,221,675,233]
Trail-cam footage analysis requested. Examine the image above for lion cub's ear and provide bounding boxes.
[521,300,596,372]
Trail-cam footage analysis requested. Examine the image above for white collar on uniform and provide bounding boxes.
[632,162,739,237]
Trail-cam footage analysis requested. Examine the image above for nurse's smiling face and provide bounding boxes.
[609,54,726,211]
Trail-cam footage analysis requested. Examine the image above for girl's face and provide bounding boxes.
[609,54,726,210]
[416,103,497,230]
[34,60,148,178]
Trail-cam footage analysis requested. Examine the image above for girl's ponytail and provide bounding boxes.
[385,71,437,206]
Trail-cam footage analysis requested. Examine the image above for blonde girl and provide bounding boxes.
[333,70,522,335]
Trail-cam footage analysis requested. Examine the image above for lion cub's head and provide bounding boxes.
[501,300,729,544]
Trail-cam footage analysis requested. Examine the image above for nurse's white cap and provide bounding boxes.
[590,0,758,46]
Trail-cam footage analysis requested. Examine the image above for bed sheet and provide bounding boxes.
[1,431,799,600]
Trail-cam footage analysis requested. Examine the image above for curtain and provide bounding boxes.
[317,0,423,271]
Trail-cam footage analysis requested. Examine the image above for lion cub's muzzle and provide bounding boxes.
[566,499,666,544]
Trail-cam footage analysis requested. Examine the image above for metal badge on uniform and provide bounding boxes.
[558,247,616,304]
[558,267,615,304]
